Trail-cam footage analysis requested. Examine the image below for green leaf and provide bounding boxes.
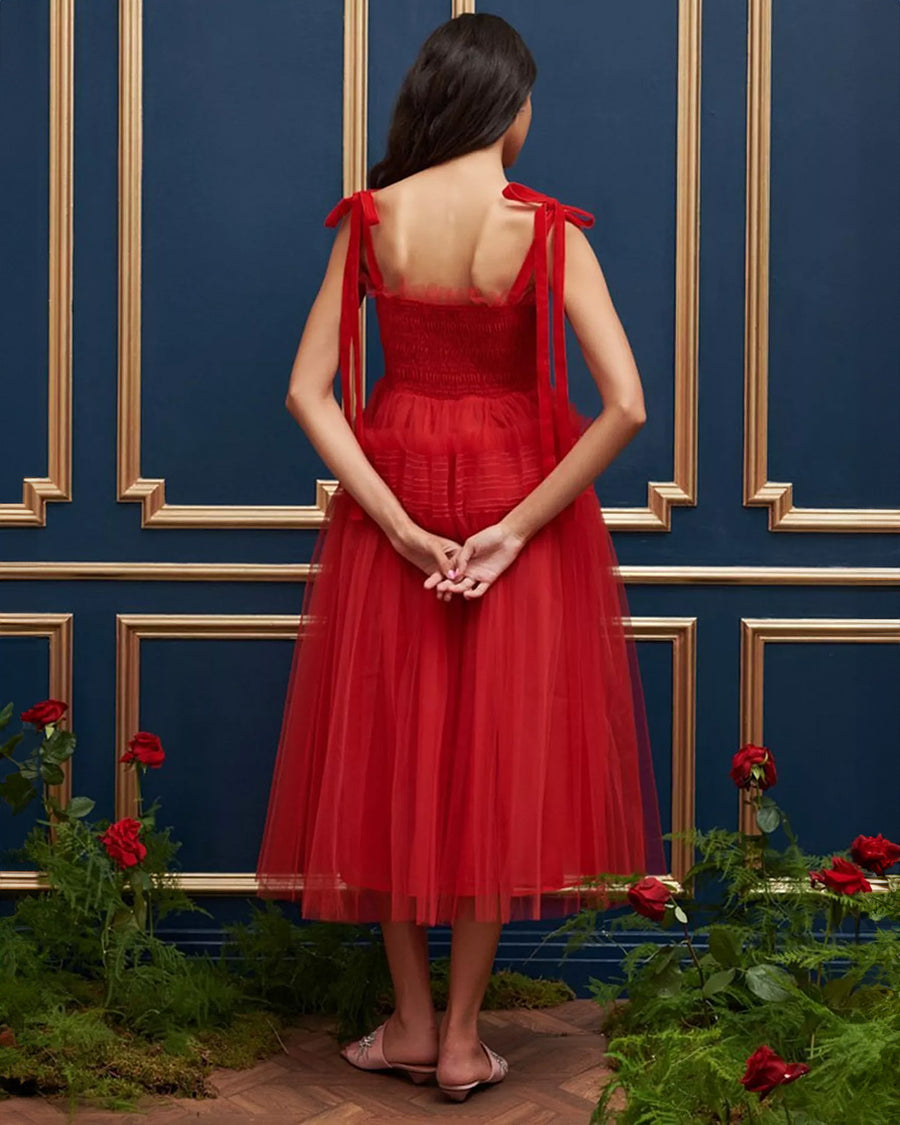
[702,967,735,997]
[65,795,95,819]
[707,926,742,968]
[39,761,65,785]
[131,868,152,891]
[746,962,794,1001]
[41,745,70,767]
[0,771,39,814]
[111,907,140,933]
[673,904,688,924]
[756,804,781,833]
[646,945,683,976]
[655,972,683,998]
[42,729,76,764]
[642,945,684,997]
[0,731,24,759]
[822,974,857,1009]
[0,701,13,730]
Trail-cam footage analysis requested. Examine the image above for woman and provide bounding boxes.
[256,12,665,1103]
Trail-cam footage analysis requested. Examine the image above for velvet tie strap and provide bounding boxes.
[501,182,596,477]
[324,189,382,520]
[324,189,381,442]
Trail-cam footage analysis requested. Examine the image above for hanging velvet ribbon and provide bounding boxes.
[323,189,382,442]
[501,182,595,477]
[323,189,382,520]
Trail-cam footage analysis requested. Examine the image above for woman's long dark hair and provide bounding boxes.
[368,13,536,191]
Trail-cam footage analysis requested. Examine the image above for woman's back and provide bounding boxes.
[365,170,540,304]
[323,175,598,500]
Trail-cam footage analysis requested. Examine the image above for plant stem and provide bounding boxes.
[780,809,799,849]
[853,908,861,945]
[758,804,767,880]
[134,764,151,934]
[682,921,706,988]
[681,921,717,1026]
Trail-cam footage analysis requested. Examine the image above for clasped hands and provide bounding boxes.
[392,520,527,602]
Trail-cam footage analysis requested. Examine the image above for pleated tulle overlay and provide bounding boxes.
[255,181,666,925]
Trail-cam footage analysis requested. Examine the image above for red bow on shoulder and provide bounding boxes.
[323,190,380,444]
[502,182,595,476]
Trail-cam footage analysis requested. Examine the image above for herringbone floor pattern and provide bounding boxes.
[1,999,620,1124]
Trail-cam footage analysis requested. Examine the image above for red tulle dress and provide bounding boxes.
[256,180,666,925]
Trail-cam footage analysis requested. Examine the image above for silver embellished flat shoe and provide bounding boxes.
[438,1040,509,1101]
[339,1020,437,1084]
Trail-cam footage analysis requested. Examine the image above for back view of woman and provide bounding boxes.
[256,11,665,1103]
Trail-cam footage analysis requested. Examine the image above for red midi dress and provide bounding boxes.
[256,180,666,925]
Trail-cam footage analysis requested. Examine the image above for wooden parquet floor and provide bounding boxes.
[1,999,620,1124]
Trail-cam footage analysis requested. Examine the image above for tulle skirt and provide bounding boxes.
[255,375,666,925]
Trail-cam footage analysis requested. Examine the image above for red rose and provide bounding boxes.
[20,698,68,731]
[626,876,672,922]
[849,834,900,877]
[120,731,165,769]
[809,856,872,895]
[99,817,146,869]
[730,743,777,790]
[740,1044,810,1098]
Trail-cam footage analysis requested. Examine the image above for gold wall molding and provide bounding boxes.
[638,617,697,884]
[2,562,899,585]
[117,0,700,530]
[114,614,304,818]
[462,0,702,531]
[1,0,74,527]
[743,0,899,532]
[739,617,900,835]
[0,612,695,895]
[0,613,73,889]
[117,0,339,528]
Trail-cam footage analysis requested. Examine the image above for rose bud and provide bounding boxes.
[626,876,672,923]
[809,856,872,895]
[730,743,777,790]
[740,1044,810,1098]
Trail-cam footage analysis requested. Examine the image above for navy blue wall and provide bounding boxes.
[2,0,899,992]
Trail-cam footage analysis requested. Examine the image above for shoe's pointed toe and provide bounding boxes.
[340,1019,437,1084]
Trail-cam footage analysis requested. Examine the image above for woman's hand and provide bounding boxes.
[425,521,527,601]
[391,523,468,602]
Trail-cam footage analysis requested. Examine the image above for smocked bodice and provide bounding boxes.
[375,295,538,397]
[323,181,595,520]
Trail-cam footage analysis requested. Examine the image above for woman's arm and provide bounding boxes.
[500,222,647,544]
[285,215,415,549]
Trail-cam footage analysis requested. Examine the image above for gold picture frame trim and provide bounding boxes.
[117,0,701,531]
[1,0,74,527]
[743,0,900,532]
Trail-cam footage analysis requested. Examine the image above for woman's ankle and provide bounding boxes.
[391,1008,438,1034]
[439,1016,481,1047]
